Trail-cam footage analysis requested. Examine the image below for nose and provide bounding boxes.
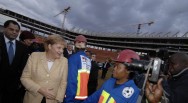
[12,31,16,35]
[13,29,18,34]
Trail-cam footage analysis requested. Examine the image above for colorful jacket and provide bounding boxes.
[65,51,91,103]
[83,78,140,103]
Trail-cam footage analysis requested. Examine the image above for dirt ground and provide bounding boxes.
[97,67,114,89]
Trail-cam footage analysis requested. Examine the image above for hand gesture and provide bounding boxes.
[145,78,163,103]
[38,87,55,100]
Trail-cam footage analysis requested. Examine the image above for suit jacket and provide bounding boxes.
[0,44,2,65]
[0,33,28,92]
[103,62,111,71]
[21,52,68,103]
[89,60,99,83]
[63,48,73,59]
[0,33,28,103]
[88,60,99,95]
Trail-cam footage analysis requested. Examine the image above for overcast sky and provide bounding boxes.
[0,0,188,35]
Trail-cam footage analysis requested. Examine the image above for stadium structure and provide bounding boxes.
[0,8,188,58]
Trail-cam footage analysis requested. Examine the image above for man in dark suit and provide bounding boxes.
[0,20,28,103]
[88,53,100,96]
[101,58,111,79]
[0,45,2,64]
[63,43,74,59]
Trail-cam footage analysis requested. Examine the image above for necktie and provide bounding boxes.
[8,41,14,64]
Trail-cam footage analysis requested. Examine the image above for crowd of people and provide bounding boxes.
[0,20,188,103]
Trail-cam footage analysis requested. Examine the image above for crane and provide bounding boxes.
[136,21,154,34]
[54,6,71,30]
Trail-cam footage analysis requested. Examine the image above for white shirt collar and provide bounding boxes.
[67,49,72,54]
[4,34,16,45]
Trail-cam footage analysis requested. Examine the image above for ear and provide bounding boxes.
[124,67,130,74]
[48,44,52,50]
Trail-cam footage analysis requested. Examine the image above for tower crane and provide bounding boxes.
[54,6,71,30]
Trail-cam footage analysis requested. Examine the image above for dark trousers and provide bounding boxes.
[88,80,98,96]
[63,98,84,103]
[41,97,46,103]
[88,86,97,96]
[0,89,24,103]
[101,69,108,79]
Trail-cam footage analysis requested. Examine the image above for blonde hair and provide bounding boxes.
[44,34,65,51]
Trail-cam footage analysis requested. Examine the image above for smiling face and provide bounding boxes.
[48,43,64,59]
[44,34,65,59]
[4,23,20,40]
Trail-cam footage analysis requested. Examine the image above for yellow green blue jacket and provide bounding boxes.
[65,51,91,103]
[83,78,140,103]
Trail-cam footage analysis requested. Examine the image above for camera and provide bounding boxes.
[125,48,169,83]
[134,48,169,103]
[125,58,167,83]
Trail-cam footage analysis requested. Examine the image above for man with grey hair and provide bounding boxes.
[63,42,74,58]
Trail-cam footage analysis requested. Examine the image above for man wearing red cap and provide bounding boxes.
[83,49,140,103]
[64,35,91,103]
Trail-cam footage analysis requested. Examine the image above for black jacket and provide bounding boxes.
[88,60,100,84]
[63,48,73,59]
[0,34,28,103]
[88,60,100,96]
[168,68,188,103]
[102,62,111,70]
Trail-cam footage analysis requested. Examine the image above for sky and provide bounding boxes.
[0,0,188,36]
